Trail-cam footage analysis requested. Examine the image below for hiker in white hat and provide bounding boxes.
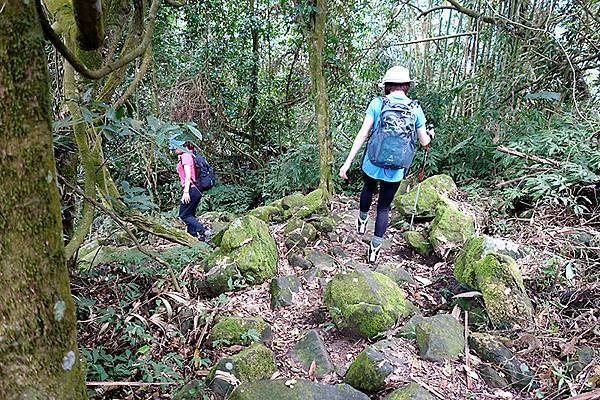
[339,66,433,263]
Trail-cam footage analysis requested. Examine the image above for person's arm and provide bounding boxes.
[339,115,374,180]
[182,161,193,204]
[417,126,431,146]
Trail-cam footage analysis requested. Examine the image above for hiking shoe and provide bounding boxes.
[367,242,382,264]
[356,215,368,235]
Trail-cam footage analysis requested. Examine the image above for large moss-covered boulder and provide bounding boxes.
[469,333,535,388]
[205,216,277,295]
[229,379,370,400]
[208,316,272,347]
[280,189,324,220]
[429,203,475,258]
[324,270,415,338]
[415,314,464,362]
[173,380,207,400]
[343,345,393,392]
[208,343,277,397]
[455,236,533,328]
[394,174,457,218]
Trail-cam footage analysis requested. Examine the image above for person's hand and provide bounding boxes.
[339,163,350,180]
[182,192,191,204]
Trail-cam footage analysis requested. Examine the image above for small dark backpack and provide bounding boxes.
[193,154,215,191]
[366,97,419,170]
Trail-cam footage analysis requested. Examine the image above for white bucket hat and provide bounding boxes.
[379,66,417,88]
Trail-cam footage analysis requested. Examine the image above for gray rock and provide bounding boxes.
[302,267,322,282]
[571,346,595,376]
[208,316,272,347]
[469,333,535,388]
[284,219,317,249]
[288,253,312,270]
[477,364,509,388]
[480,236,525,260]
[330,245,348,259]
[228,379,370,400]
[415,314,464,362]
[305,250,336,269]
[270,275,301,309]
[375,262,415,285]
[396,314,427,339]
[309,215,337,233]
[385,382,433,400]
[205,257,240,295]
[289,330,333,377]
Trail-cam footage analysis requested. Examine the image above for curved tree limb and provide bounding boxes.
[418,5,457,19]
[36,0,159,80]
[444,0,499,24]
[72,0,105,50]
[112,43,153,109]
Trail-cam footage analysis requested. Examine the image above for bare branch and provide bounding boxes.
[418,5,457,19]
[381,31,478,48]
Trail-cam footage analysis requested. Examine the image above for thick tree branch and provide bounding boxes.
[36,0,159,80]
[418,5,457,18]
[72,0,105,50]
[445,0,499,24]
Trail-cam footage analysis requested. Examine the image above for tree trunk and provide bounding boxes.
[248,0,259,144]
[305,0,333,199]
[0,0,88,397]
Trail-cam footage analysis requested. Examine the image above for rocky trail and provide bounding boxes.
[75,175,599,400]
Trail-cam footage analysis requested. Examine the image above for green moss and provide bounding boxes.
[394,174,456,218]
[343,347,391,392]
[385,383,433,400]
[414,314,464,362]
[229,379,370,400]
[296,188,324,218]
[209,316,270,347]
[234,343,277,381]
[211,215,277,285]
[454,236,486,287]
[454,237,533,328]
[404,231,432,257]
[248,205,282,222]
[324,271,414,338]
[429,203,475,256]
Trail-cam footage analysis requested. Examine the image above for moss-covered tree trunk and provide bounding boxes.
[305,0,333,200]
[0,1,88,398]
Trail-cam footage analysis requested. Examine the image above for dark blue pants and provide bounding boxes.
[179,185,206,237]
[359,173,401,238]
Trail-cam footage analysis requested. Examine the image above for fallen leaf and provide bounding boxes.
[308,360,317,380]
[414,276,433,286]
[559,336,578,358]
[452,291,482,299]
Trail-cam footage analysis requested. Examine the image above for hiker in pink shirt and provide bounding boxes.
[170,138,208,240]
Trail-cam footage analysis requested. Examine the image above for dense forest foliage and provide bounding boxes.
[1,0,599,398]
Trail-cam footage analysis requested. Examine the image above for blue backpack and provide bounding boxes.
[366,97,418,170]
[194,154,215,191]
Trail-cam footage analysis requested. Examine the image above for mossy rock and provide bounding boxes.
[415,314,464,362]
[324,270,415,338]
[216,215,277,284]
[205,256,241,295]
[374,262,415,285]
[305,250,336,269]
[309,215,336,233]
[208,343,277,397]
[281,189,324,220]
[384,383,433,400]
[404,231,432,257]
[343,346,393,392]
[248,205,282,223]
[270,275,301,309]
[455,236,533,328]
[208,316,272,347]
[173,380,207,400]
[289,330,333,377]
[284,219,317,249]
[393,174,457,218]
[429,203,475,258]
[228,379,370,400]
[469,333,534,388]
[395,314,426,339]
